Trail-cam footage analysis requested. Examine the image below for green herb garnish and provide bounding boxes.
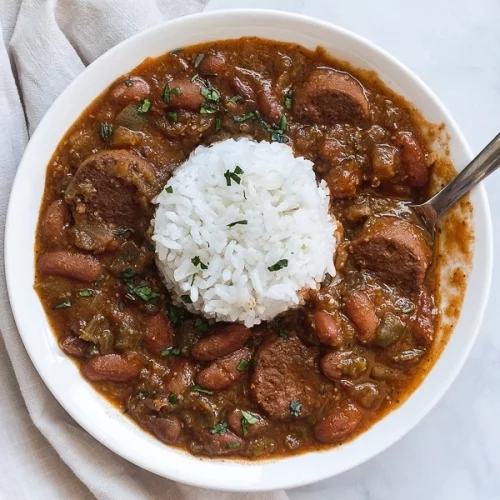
[194,53,205,68]
[191,73,199,83]
[227,220,247,228]
[226,442,241,449]
[191,256,208,270]
[279,114,288,132]
[121,269,136,279]
[168,393,178,404]
[236,359,249,371]
[271,132,289,143]
[241,410,259,425]
[251,359,258,369]
[53,300,71,310]
[167,304,184,326]
[228,95,242,104]
[167,111,178,123]
[94,274,105,286]
[191,384,213,395]
[268,259,288,272]
[136,391,150,400]
[128,285,159,302]
[165,185,173,193]
[137,98,151,113]
[289,400,302,417]
[161,347,181,357]
[171,87,182,96]
[180,294,192,304]
[200,86,220,102]
[215,117,222,132]
[199,103,219,114]
[163,83,171,103]
[284,90,293,110]
[99,122,113,140]
[194,318,209,332]
[78,289,94,297]
[232,111,255,123]
[123,79,133,87]
[210,421,228,434]
[170,48,184,55]
[271,318,287,338]
[224,166,244,186]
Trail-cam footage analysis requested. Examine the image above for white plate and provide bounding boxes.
[5,9,493,492]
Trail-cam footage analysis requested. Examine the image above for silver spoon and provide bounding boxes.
[410,132,500,237]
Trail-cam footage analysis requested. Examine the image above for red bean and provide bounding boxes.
[395,131,429,187]
[343,290,379,344]
[83,354,143,382]
[43,200,68,246]
[191,324,251,361]
[411,288,435,345]
[165,78,205,111]
[228,409,267,438]
[38,251,102,282]
[314,403,363,444]
[146,415,183,444]
[142,313,173,356]
[198,54,226,74]
[230,76,254,100]
[195,347,251,391]
[256,82,284,124]
[313,311,340,347]
[196,429,246,456]
[320,351,367,380]
[59,335,86,358]
[109,76,150,105]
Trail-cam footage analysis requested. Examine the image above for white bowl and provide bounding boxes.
[5,9,493,492]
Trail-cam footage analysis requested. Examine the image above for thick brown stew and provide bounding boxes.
[35,38,459,459]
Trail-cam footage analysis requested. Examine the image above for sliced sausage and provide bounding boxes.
[194,429,246,456]
[59,335,87,358]
[110,76,150,105]
[43,200,68,246]
[320,350,368,380]
[198,54,226,75]
[395,131,429,187]
[83,353,143,382]
[314,403,363,444]
[142,313,173,356]
[230,76,255,100]
[146,415,182,444]
[343,290,379,344]
[311,311,340,347]
[165,78,205,111]
[164,358,196,396]
[191,324,251,361]
[349,217,432,293]
[250,336,323,420]
[38,251,101,282]
[228,409,267,438]
[293,69,369,125]
[411,288,435,345]
[195,347,251,391]
[256,81,284,124]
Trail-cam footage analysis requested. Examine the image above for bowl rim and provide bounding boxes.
[5,8,493,492]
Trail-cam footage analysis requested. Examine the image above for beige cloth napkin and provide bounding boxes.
[0,1,288,498]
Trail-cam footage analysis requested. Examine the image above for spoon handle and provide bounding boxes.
[426,132,500,217]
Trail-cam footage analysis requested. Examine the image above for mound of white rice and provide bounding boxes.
[152,138,337,327]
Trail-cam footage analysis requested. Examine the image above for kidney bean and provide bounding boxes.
[43,200,68,246]
[38,251,102,282]
[196,429,246,455]
[395,131,429,187]
[195,347,251,391]
[314,403,363,444]
[165,78,205,111]
[109,76,150,105]
[320,350,367,380]
[191,324,251,361]
[83,353,143,382]
[146,415,183,444]
[312,311,340,347]
[230,76,254,100]
[142,313,173,356]
[411,288,435,345]
[256,81,284,124]
[228,409,267,438]
[343,290,379,344]
[198,54,226,74]
[59,335,86,358]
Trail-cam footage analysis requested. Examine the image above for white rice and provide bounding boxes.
[152,138,337,327]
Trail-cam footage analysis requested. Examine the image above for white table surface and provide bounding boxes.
[206,1,500,499]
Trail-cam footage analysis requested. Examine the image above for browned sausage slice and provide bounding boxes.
[293,69,369,125]
[194,429,246,456]
[38,251,101,282]
[191,324,251,361]
[343,290,379,344]
[165,78,205,111]
[142,313,173,356]
[314,403,363,444]
[110,76,150,105]
[83,354,143,382]
[195,347,251,391]
[164,358,196,396]
[349,217,432,293]
[250,336,323,420]
[198,54,226,74]
[395,131,429,187]
[411,288,435,345]
[43,200,68,246]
